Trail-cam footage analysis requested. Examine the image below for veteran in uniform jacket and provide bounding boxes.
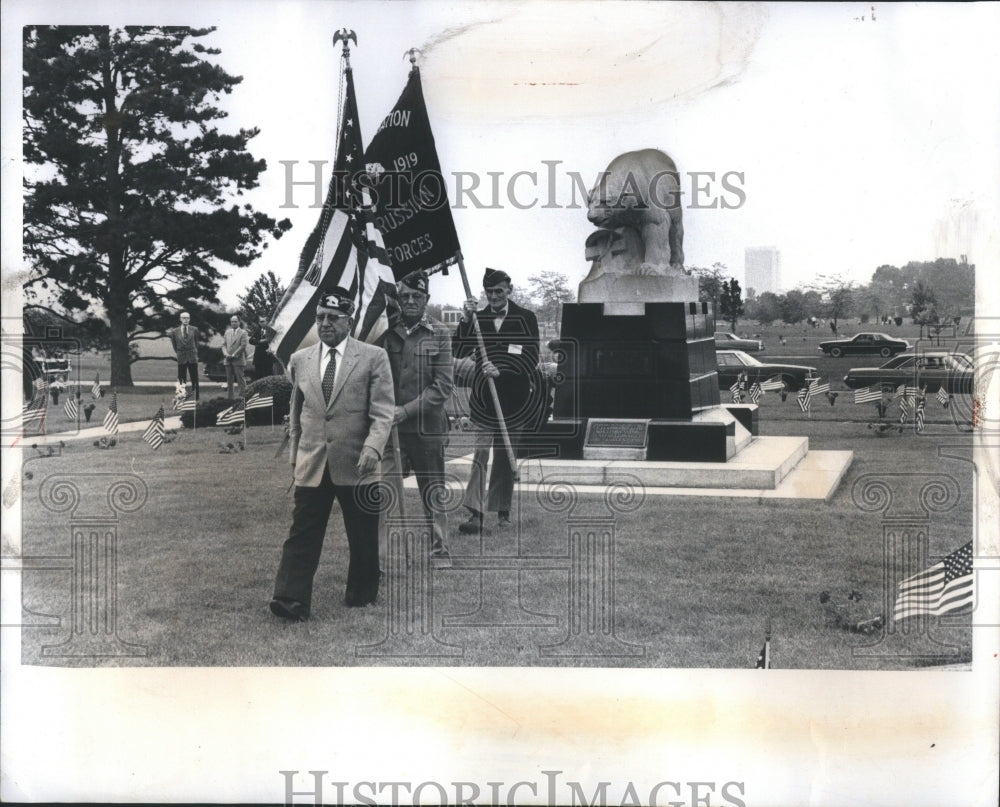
[453,268,544,533]
[269,289,395,620]
[381,272,454,557]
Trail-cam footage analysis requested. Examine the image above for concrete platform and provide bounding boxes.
[409,437,853,502]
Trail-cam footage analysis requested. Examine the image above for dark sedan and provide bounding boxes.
[716,350,817,391]
[715,332,764,352]
[819,332,910,358]
[843,352,974,394]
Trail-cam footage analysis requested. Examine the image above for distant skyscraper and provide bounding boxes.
[745,246,781,295]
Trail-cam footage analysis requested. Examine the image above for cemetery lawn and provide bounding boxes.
[18,409,973,670]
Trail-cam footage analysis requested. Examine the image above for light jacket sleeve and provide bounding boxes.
[363,348,395,460]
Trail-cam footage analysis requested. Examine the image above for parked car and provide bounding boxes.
[715,350,817,391]
[842,351,974,394]
[818,332,910,358]
[714,332,763,352]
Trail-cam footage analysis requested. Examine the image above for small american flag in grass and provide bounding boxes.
[142,405,166,449]
[893,542,973,622]
[103,391,119,434]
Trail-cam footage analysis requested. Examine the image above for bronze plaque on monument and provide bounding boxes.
[583,418,650,460]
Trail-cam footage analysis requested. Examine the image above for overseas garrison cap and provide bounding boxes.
[398,272,429,294]
[483,267,511,287]
[316,287,356,316]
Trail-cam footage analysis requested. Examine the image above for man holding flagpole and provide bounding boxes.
[454,268,543,534]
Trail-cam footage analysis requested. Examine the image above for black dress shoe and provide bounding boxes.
[458,511,484,534]
[269,598,309,622]
[345,586,378,607]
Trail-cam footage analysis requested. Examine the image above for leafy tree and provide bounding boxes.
[813,275,855,332]
[749,291,782,325]
[23,26,291,386]
[780,289,808,324]
[692,262,727,309]
[525,271,574,327]
[238,270,286,323]
[910,279,939,337]
[718,279,744,331]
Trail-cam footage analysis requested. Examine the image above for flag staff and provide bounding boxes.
[454,252,519,480]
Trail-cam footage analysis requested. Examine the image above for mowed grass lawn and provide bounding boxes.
[18,397,974,669]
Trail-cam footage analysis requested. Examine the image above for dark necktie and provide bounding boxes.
[322,349,337,402]
[182,325,188,339]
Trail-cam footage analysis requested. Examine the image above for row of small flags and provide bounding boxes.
[753,540,973,668]
[216,393,275,426]
[729,374,785,405]
[852,384,951,433]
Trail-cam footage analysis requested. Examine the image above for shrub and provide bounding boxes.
[179,376,292,429]
[179,396,233,429]
[243,374,292,426]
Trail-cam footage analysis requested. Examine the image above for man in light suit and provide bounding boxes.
[168,311,200,400]
[269,289,395,620]
[221,314,249,399]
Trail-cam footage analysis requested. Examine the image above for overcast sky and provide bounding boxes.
[3,1,998,310]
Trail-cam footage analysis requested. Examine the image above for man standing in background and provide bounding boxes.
[250,314,276,379]
[168,311,200,400]
[221,314,249,399]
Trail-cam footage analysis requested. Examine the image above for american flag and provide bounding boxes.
[142,405,166,450]
[92,371,102,398]
[809,379,830,397]
[759,377,785,392]
[796,385,810,412]
[936,387,951,408]
[245,393,274,410]
[217,400,246,426]
[21,393,47,435]
[103,391,119,434]
[898,395,910,425]
[754,636,770,669]
[63,394,79,420]
[748,382,762,405]
[268,64,397,366]
[894,384,919,400]
[893,541,973,622]
[729,375,745,403]
[175,391,198,412]
[854,385,883,404]
[915,394,926,433]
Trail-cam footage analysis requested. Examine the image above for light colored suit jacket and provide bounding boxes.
[287,337,394,487]
[222,327,249,365]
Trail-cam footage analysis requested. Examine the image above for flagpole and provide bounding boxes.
[455,252,519,481]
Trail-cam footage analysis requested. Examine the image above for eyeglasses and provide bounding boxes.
[398,293,427,302]
[484,287,509,296]
[315,313,349,323]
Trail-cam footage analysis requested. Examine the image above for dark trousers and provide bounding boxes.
[273,467,381,611]
[463,424,516,515]
[382,431,448,552]
[177,362,200,399]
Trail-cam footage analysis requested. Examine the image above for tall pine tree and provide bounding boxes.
[23,26,290,385]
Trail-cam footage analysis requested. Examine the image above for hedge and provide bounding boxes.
[179,375,292,428]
